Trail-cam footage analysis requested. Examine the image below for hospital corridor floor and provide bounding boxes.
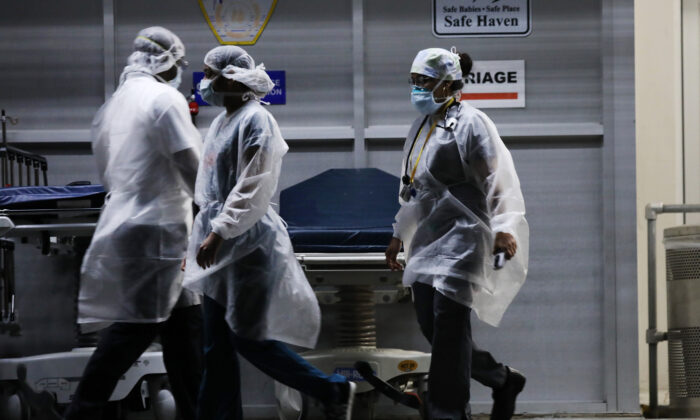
[125,415,652,420]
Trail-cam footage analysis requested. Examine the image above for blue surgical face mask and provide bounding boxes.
[198,77,226,107]
[410,86,447,115]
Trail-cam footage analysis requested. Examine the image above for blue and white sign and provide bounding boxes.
[333,367,367,382]
[263,70,286,105]
[193,72,207,106]
[192,70,286,106]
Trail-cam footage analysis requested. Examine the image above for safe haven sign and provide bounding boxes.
[433,0,531,37]
[461,60,525,108]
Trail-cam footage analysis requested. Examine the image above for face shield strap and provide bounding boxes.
[411,73,453,101]
[431,74,459,103]
[136,35,185,71]
[152,72,171,85]
[136,35,169,53]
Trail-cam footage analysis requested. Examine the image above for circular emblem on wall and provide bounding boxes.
[198,0,277,45]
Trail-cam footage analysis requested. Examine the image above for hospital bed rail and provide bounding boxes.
[1,109,49,187]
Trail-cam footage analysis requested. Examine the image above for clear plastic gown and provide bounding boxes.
[183,101,320,348]
[79,74,202,329]
[393,102,529,326]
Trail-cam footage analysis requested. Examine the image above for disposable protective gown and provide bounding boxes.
[393,101,529,326]
[79,74,201,328]
[183,101,320,348]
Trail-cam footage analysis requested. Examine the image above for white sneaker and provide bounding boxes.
[323,381,356,420]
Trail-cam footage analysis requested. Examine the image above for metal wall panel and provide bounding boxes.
[114,0,354,130]
[364,0,603,127]
[278,142,355,194]
[0,1,104,131]
[602,0,638,411]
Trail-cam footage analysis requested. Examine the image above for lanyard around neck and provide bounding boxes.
[403,115,430,184]
[406,119,438,184]
[403,97,455,185]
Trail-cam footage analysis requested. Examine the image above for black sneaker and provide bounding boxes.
[490,367,526,420]
[323,381,356,420]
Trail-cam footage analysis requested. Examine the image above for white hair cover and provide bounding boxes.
[119,26,186,85]
[204,45,275,98]
[410,47,463,82]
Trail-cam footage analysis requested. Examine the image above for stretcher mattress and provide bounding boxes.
[280,168,400,252]
[0,185,106,209]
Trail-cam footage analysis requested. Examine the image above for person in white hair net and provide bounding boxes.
[385,47,529,420]
[183,45,356,420]
[65,26,203,420]
[119,25,188,87]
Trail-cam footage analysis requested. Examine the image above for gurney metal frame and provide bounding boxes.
[276,252,431,420]
[0,212,177,420]
[1,110,49,188]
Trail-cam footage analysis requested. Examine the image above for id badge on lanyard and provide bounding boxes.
[400,181,415,202]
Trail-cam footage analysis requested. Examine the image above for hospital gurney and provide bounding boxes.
[0,185,178,420]
[276,169,431,420]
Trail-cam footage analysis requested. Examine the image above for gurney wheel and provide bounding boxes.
[146,376,177,420]
[2,392,30,420]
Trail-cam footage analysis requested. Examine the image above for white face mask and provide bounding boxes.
[198,77,226,106]
[168,66,183,89]
[410,86,446,115]
[199,76,253,107]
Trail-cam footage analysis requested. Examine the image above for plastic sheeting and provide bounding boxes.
[183,101,320,348]
[393,102,529,327]
[79,73,202,328]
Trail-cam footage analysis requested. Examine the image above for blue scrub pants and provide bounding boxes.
[197,295,347,420]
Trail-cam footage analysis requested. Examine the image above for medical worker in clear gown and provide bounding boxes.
[182,45,355,420]
[65,27,203,420]
[385,48,530,420]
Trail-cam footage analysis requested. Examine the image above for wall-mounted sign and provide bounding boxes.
[263,70,286,105]
[192,71,286,106]
[433,0,531,37]
[198,0,277,45]
[461,60,525,108]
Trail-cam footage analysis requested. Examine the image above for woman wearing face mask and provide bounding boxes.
[385,48,530,420]
[182,46,356,420]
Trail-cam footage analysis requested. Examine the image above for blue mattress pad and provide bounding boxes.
[0,170,401,253]
[280,168,400,253]
[0,185,106,210]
